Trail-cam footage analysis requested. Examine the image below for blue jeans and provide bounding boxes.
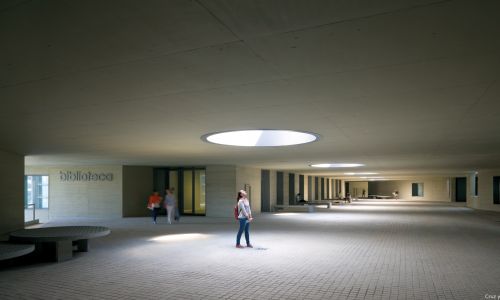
[236,218,250,245]
[151,207,160,222]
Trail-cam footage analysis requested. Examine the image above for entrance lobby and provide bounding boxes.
[2,200,499,299]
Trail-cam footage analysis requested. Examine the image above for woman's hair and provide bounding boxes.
[236,190,246,201]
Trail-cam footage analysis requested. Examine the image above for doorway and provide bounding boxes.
[154,168,206,216]
[455,177,467,202]
[24,175,49,223]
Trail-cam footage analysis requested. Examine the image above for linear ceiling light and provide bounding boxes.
[202,130,319,147]
[310,163,364,168]
[344,172,378,175]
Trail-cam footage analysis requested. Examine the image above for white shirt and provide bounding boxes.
[237,198,251,219]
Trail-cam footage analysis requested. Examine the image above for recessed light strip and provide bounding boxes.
[310,163,364,168]
[344,172,378,175]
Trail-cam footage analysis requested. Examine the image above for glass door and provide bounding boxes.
[182,169,205,215]
[194,169,205,214]
[154,167,206,216]
[24,175,49,223]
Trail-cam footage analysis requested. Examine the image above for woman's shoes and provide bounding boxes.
[246,244,253,248]
[235,245,244,248]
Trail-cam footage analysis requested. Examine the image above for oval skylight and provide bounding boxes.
[310,163,364,168]
[202,130,319,147]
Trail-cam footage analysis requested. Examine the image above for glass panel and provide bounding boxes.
[194,170,206,214]
[183,170,193,213]
[169,170,178,195]
[40,176,49,208]
[25,175,49,209]
[24,175,49,223]
[25,176,33,208]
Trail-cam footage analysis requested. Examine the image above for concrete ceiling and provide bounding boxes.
[1,0,500,178]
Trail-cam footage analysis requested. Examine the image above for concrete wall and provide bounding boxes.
[475,170,500,212]
[123,166,154,217]
[348,181,369,198]
[205,165,236,217]
[25,165,123,219]
[236,166,261,214]
[368,178,451,201]
[0,150,24,237]
[305,175,309,198]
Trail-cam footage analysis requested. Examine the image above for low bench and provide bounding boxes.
[368,195,393,199]
[274,203,332,213]
[9,226,110,262]
[274,205,312,212]
[0,242,35,261]
[304,201,333,208]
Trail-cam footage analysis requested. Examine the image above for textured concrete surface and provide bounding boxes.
[2,200,500,299]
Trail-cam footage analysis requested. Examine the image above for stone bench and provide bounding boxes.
[0,242,35,261]
[304,201,334,208]
[274,205,324,212]
[9,226,110,262]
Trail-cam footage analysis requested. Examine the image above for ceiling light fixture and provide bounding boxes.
[202,129,319,147]
[344,172,378,175]
[310,163,364,168]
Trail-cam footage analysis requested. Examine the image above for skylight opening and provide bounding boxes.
[202,130,319,147]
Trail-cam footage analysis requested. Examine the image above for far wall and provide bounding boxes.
[473,170,500,212]
[25,165,123,219]
[348,181,368,198]
[368,178,451,201]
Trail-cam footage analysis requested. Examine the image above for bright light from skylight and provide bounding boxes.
[310,163,364,168]
[149,233,210,242]
[202,130,319,147]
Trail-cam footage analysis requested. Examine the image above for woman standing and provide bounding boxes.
[147,191,162,224]
[165,188,176,224]
[235,190,253,248]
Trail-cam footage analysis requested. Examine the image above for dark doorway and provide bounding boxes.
[277,172,284,205]
[289,173,295,205]
[493,176,500,204]
[299,175,304,199]
[455,177,467,202]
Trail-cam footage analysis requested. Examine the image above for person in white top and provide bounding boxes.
[164,188,176,224]
[235,190,253,248]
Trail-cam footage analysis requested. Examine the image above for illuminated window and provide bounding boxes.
[24,175,49,209]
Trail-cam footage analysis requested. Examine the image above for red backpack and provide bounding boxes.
[234,205,239,220]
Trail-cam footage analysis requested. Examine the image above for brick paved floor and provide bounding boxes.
[1,201,500,300]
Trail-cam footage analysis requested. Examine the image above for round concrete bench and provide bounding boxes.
[9,226,110,262]
[0,242,35,261]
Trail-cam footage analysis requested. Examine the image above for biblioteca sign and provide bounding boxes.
[59,171,114,182]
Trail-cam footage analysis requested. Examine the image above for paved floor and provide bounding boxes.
[2,201,500,300]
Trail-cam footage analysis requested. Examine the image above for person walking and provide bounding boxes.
[235,190,253,248]
[147,191,162,224]
[165,188,176,224]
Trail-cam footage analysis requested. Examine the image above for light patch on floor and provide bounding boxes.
[149,233,211,242]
